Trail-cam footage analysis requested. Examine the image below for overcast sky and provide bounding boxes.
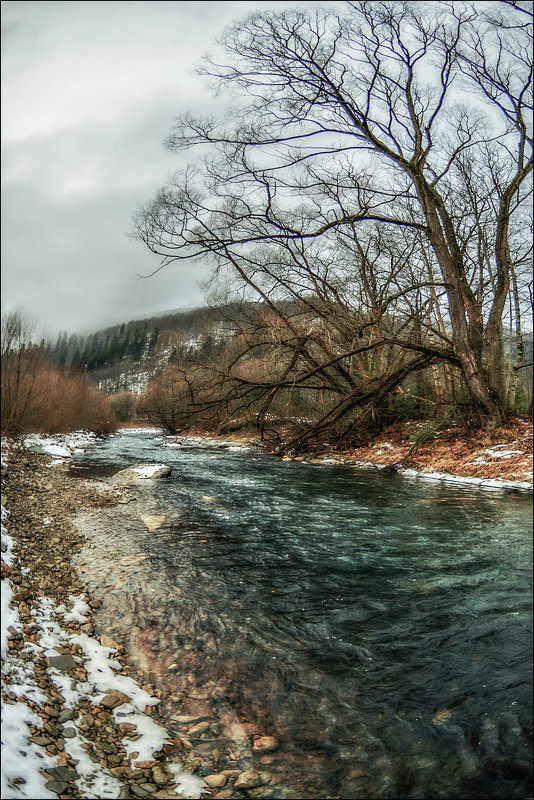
[2,0,337,340]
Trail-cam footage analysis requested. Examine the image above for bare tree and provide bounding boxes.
[1,310,42,434]
[134,1,532,439]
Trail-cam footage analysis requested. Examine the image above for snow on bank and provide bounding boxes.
[396,468,532,492]
[22,431,100,465]
[1,520,208,798]
[1,438,208,799]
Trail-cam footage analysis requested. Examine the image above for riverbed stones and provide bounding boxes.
[252,736,279,753]
[234,769,265,789]
[204,772,228,788]
[187,720,211,738]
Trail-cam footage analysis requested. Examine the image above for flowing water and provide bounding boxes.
[71,430,532,799]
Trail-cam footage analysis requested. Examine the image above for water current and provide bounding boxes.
[71,430,532,799]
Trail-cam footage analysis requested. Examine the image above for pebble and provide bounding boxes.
[100,691,131,709]
[187,720,211,737]
[234,769,265,789]
[45,780,70,793]
[253,736,279,753]
[204,773,228,788]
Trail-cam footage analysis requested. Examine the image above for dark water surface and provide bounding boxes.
[72,431,533,799]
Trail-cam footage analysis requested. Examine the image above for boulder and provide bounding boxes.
[114,463,171,480]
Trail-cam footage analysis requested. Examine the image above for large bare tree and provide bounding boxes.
[135,0,532,439]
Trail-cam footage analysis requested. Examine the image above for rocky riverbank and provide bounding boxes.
[222,417,533,490]
[1,440,286,800]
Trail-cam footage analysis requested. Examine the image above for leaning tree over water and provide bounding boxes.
[134,1,532,445]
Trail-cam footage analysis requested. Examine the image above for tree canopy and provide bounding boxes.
[134,0,532,445]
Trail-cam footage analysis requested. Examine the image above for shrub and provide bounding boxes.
[109,392,136,422]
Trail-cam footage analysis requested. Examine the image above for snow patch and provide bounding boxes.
[131,464,169,478]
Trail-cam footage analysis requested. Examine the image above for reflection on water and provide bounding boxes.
[73,432,533,799]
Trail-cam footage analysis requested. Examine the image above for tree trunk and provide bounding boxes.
[417,180,504,427]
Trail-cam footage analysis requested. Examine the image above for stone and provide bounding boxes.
[119,722,138,732]
[45,766,78,782]
[234,769,264,790]
[98,741,118,754]
[115,464,171,481]
[58,708,78,723]
[204,773,227,788]
[131,787,150,798]
[253,736,279,753]
[46,654,77,671]
[45,780,70,793]
[171,714,209,724]
[62,727,77,738]
[151,766,170,786]
[100,691,131,709]
[29,735,53,746]
[187,720,211,737]
[44,721,61,737]
[100,634,120,649]
[110,766,130,777]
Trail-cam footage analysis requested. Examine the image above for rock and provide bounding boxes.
[46,654,77,671]
[62,727,77,738]
[140,782,158,793]
[119,722,138,732]
[253,736,279,753]
[204,773,228,788]
[110,766,130,777]
[18,601,31,617]
[234,769,264,789]
[45,780,70,793]
[58,708,78,723]
[100,634,120,649]
[29,735,53,746]
[100,691,131,709]
[187,720,211,737]
[45,766,78,782]
[151,766,170,786]
[44,721,61,737]
[114,464,171,480]
[98,741,118,754]
[131,787,151,798]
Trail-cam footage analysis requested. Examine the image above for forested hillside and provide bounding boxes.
[42,301,533,448]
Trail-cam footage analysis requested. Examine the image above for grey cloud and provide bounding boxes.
[1,0,335,338]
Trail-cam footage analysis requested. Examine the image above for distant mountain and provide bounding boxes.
[45,303,248,395]
[46,304,533,400]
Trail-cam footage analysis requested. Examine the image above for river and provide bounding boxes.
[70,430,532,799]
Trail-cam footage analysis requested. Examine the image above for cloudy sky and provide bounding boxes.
[2,0,335,340]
